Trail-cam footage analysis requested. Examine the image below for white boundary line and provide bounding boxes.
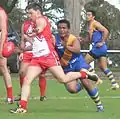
[81,50,120,53]
[0,96,120,100]
[31,96,120,100]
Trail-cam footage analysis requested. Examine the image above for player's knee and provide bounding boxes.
[99,63,107,70]
[19,69,26,76]
[65,85,78,94]
[66,87,77,94]
[100,67,107,72]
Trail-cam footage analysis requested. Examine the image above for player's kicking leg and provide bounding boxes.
[10,65,101,113]
[49,65,102,84]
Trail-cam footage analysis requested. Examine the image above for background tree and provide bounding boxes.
[84,0,120,50]
[8,7,25,31]
[63,0,92,36]
[0,0,18,13]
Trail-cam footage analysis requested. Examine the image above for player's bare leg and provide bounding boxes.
[0,57,14,104]
[19,62,30,89]
[49,66,100,83]
[14,62,30,101]
[65,80,83,93]
[10,65,43,113]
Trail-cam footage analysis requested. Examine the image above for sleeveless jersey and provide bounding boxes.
[55,34,80,66]
[32,16,55,57]
[88,20,103,47]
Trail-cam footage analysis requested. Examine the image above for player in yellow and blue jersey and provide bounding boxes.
[55,19,104,112]
[83,10,119,90]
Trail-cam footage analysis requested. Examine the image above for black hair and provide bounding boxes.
[57,19,70,29]
[25,3,43,13]
[86,10,96,16]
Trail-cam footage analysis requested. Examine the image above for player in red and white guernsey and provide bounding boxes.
[10,3,100,113]
[17,20,47,101]
[0,7,14,104]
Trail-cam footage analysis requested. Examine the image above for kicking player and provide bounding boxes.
[0,6,14,103]
[17,20,47,101]
[54,19,104,112]
[10,3,101,113]
[80,10,119,89]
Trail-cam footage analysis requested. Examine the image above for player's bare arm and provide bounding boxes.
[20,24,25,51]
[66,38,80,53]
[28,17,46,37]
[0,11,7,57]
[52,35,56,46]
[94,21,109,47]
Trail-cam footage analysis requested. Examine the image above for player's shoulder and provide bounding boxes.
[69,34,77,42]
[69,34,76,39]
[89,20,99,30]
[67,34,77,45]
[93,20,101,26]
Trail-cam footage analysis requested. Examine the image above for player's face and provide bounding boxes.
[87,12,95,21]
[57,23,69,38]
[27,8,37,22]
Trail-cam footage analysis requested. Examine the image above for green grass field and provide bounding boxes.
[0,74,120,119]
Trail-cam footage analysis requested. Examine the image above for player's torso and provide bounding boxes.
[55,34,80,66]
[32,16,55,57]
[89,20,103,46]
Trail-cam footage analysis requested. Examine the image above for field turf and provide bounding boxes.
[0,73,120,119]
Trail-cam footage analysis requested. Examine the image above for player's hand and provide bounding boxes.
[15,47,23,53]
[96,42,104,48]
[19,53,23,61]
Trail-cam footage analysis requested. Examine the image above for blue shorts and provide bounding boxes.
[63,55,91,73]
[89,44,107,59]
